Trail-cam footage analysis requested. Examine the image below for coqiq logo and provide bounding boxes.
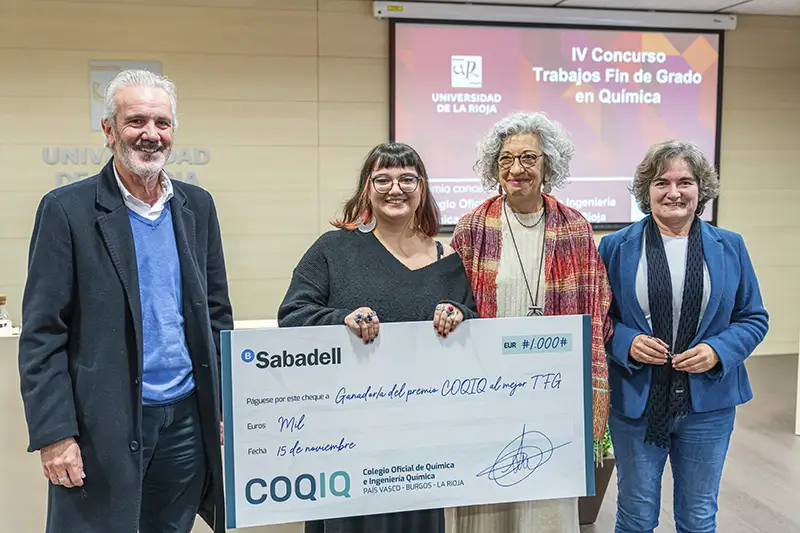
[245,471,351,504]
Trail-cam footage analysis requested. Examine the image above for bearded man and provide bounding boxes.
[17,69,233,533]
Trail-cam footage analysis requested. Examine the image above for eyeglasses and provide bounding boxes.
[370,175,421,194]
[498,151,543,170]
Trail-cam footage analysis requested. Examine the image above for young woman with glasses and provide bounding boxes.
[277,141,478,533]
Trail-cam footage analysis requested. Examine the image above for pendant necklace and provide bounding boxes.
[503,198,546,317]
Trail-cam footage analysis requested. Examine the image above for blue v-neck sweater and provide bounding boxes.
[129,204,195,405]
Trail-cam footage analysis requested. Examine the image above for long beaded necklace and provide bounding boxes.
[503,198,546,317]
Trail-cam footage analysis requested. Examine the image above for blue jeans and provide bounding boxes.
[609,407,735,533]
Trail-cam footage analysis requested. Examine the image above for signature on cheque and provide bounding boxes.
[476,424,571,487]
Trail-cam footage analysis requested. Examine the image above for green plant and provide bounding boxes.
[602,423,613,457]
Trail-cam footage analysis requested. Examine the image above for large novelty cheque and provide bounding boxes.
[221,315,595,529]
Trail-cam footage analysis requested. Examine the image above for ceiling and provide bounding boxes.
[410,0,800,16]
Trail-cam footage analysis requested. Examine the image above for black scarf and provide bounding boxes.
[643,215,704,448]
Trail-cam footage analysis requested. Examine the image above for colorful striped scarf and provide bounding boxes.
[452,193,613,459]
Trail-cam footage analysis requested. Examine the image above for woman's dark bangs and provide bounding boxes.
[373,146,424,176]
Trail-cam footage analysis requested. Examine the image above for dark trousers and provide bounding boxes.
[140,392,207,533]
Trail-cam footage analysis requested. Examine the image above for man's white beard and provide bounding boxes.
[114,136,170,186]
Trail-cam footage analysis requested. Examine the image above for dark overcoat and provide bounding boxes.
[17,158,233,533]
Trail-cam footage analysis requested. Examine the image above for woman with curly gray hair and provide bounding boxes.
[598,140,768,532]
[450,112,613,533]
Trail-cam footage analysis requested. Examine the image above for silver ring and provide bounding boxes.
[436,304,444,311]
[58,476,68,483]
[354,313,363,323]
[365,311,375,322]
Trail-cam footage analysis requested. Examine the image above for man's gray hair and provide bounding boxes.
[631,140,720,215]
[474,111,574,192]
[102,69,178,130]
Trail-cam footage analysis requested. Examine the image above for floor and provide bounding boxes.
[580,354,800,533]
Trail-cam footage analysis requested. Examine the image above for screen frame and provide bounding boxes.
[388,18,725,234]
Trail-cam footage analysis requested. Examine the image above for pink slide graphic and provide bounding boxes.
[392,23,721,227]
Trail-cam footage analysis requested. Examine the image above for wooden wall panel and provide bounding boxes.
[0,2,318,56]
[723,68,800,110]
[719,150,798,191]
[720,110,800,150]
[318,5,387,58]
[319,103,387,146]
[319,58,388,103]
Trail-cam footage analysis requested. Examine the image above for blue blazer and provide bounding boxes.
[598,217,769,419]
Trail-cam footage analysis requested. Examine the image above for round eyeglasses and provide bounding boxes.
[498,151,543,170]
[370,175,421,194]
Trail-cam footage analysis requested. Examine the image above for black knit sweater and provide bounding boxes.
[277,229,479,328]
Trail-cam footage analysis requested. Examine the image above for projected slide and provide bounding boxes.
[392,23,721,227]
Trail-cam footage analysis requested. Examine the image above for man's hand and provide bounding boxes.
[40,437,84,488]
[672,343,720,373]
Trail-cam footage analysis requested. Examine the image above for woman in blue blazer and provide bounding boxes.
[598,140,768,533]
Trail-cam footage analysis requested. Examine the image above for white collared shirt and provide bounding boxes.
[113,163,174,221]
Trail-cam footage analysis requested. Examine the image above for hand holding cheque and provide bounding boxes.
[221,315,594,529]
[344,303,464,344]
